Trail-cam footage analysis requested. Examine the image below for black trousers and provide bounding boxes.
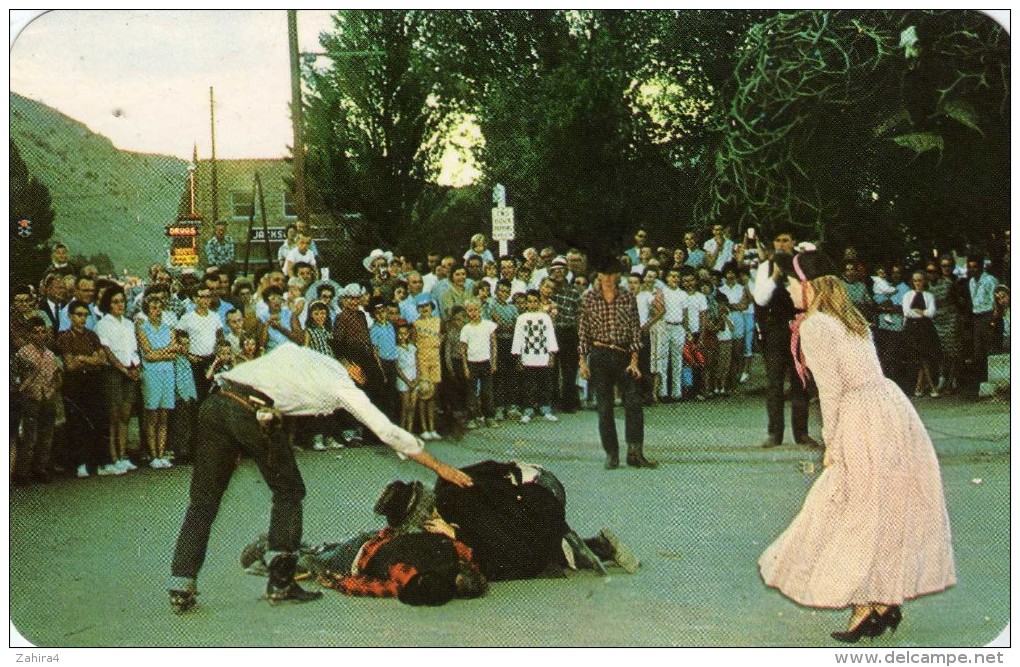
[378,358,400,422]
[762,329,808,441]
[170,393,305,583]
[493,337,516,410]
[589,347,643,457]
[61,370,105,470]
[971,311,994,384]
[554,327,581,412]
[875,328,910,391]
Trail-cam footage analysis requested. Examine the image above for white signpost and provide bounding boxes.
[491,184,514,256]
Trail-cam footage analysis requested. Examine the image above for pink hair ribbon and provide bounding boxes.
[789,253,810,388]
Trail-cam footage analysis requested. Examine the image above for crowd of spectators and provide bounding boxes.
[9,224,1010,486]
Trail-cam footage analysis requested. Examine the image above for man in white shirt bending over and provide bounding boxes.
[166,343,472,614]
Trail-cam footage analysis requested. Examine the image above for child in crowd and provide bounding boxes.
[369,301,400,422]
[459,298,499,429]
[681,271,708,400]
[13,317,62,484]
[238,334,261,363]
[394,322,419,435]
[473,280,493,319]
[511,291,527,317]
[511,290,559,423]
[483,260,499,293]
[169,329,199,465]
[698,283,730,397]
[303,301,335,358]
[715,291,737,395]
[443,305,468,425]
[412,296,442,440]
[206,340,235,382]
[488,279,520,420]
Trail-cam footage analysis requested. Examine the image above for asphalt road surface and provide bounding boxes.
[9,382,1010,648]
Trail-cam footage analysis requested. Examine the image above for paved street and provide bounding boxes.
[9,378,1010,648]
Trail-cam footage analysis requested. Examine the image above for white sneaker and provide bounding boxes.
[161,458,174,469]
[123,458,138,471]
[76,464,89,478]
[543,413,559,423]
[312,435,328,451]
[419,432,433,441]
[114,459,130,473]
[150,459,163,469]
[98,464,125,476]
[520,414,532,424]
[428,431,442,441]
[326,437,345,449]
[739,372,750,383]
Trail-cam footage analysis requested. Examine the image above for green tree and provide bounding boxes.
[698,10,1009,262]
[303,10,461,253]
[10,139,55,287]
[443,10,769,252]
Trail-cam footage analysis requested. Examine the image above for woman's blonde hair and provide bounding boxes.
[808,275,870,338]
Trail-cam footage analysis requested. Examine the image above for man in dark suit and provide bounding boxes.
[751,230,820,448]
[38,272,69,341]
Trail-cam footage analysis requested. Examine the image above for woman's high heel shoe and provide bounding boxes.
[878,606,903,635]
[831,611,883,644]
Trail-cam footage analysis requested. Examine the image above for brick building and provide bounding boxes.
[188,158,297,273]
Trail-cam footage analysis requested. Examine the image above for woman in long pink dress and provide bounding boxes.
[758,249,955,643]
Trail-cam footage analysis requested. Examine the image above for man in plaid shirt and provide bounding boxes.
[320,527,486,606]
[204,221,236,278]
[578,254,657,470]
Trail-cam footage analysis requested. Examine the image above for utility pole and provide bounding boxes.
[288,10,307,222]
[209,86,219,223]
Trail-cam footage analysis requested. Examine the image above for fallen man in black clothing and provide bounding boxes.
[239,461,639,604]
[431,459,640,580]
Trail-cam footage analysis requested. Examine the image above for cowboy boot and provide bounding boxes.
[595,529,641,574]
[626,443,658,469]
[265,553,322,603]
[563,530,607,575]
[169,588,197,614]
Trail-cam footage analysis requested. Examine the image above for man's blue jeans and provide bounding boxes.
[467,361,495,419]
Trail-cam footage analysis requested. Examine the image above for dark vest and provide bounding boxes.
[758,261,797,336]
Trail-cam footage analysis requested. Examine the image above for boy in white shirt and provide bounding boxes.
[511,290,559,423]
[177,287,225,399]
[658,269,690,402]
[283,233,318,279]
[459,298,499,429]
[682,272,709,399]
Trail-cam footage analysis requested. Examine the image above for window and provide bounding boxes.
[283,190,298,219]
[231,190,254,219]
